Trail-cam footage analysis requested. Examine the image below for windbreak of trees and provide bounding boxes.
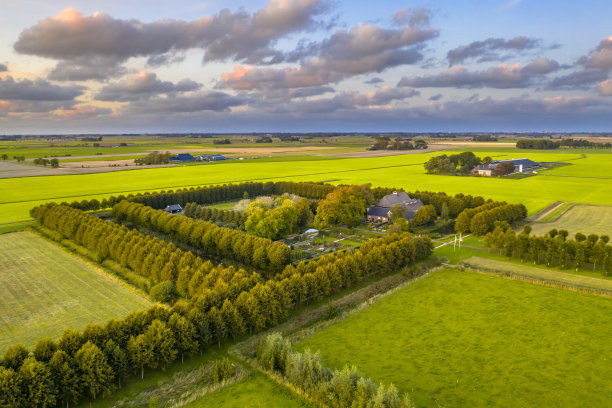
[483,225,612,274]
[182,202,247,227]
[454,201,527,235]
[517,138,612,149]
[424,152,491,175]
[8,204,432,407]
[369,135,427,151]
[134,151,172,165]
[257,333,414,408]
[33,157,60,167]
[112,200,291,273]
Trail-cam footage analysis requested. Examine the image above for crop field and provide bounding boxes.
[2,149,612,224]
[296,268,612,407]
[530,204,612,237]
[0,231,151,353]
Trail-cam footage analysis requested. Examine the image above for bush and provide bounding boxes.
[150,281,178,303]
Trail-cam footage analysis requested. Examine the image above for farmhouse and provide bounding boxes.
[471,158,540,176]
[163,204,183,214]
[366,191,424,223]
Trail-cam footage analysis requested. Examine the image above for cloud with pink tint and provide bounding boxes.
[579,37,612,70]
[54,104,112,118]
[599,80,612,96]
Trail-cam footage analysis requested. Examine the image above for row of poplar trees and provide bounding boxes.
[11,203,432,407]
[484,224,612,273]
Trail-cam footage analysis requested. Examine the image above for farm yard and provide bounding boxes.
[296,268,612,408]
[0,231,151,353]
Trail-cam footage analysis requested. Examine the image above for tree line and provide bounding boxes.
[517,139,612,149]
[182,202,247,228]
[424,151,492,175]
[454,201,527,235]
[257,333,413,408]
[484,224,612,273]
[112,200,292,273]
[369,135,427,151]
[11,203,432,407]
[134,151,172,165]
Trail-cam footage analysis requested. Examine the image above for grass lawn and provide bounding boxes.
[296,268,612,408]
[184,371,317,408]
[530,204,612,237]
[205,200,242,210]
[1,149,612,224]
[0,231,151,353]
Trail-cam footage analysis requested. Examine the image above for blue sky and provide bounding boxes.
[0,0,611,133]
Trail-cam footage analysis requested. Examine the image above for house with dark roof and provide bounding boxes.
[472,164,496,176]
[163,204,183,214]
[366,191,424,223]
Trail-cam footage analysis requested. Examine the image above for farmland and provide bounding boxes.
[2,149,612,224]
[530,204,612,237]
[296,268,612,408]
[0,231,151,353]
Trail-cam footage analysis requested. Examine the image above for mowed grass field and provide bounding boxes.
[184,372,318,408]
[530,204,612,237]
[296,268,612,408]
[0,231,151,353]
[2,149,612,223]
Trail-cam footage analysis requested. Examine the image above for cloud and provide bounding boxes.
[222,13,438,91]
[579,37,612,70]
[398,59,559,89]
[95,72,201,101]
[54,104,112,118]
[0,63,7,72]
[14,1,329,80]
[364,77,384,85]
[121,91,249,114]
[599,80,612,96]
[546,69,609,90]
[393,8,430,27]
[429,93,442,101]
[447,36,541,66]
[0,75,83,101]
[48,56,126,81]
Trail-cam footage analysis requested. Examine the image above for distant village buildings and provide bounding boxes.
[366,191,424,223]
[170,153,229,162]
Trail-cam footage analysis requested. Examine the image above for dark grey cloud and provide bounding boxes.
[447,36,541,66]
[95,72,201,102]
[48,56,126,81]
[546,69,609,90]
[222,13,438,91]
[429,93,442,101]
[398,58,559,89]
[0,63,7,72]
[364,77,384,84]
[122,91,249,114]
[0,75,83,100]
[14,1,329,80]
[579,37,612,70]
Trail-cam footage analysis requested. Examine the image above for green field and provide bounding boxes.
[0,231,151,353]
[2,150,612,223]
[185,371,317,408]
[296,268,612,407]
[530,204,612,237]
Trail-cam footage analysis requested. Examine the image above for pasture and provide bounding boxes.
[0,231,151,353]
[2,150,612,224]
[530,204,612,237]
[296,268,612,408]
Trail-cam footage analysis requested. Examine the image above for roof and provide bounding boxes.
[164,204,182,211]
[377,192,411,208]
[473,164,495,171]
[304,228,318,234]
[171,153,195,161]
[403,199,424,213]
[493,158,538,168]
[367,206,390,218]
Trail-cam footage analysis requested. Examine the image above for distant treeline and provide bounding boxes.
[484,225,612,274]
[472,135,497,142]
[517,139,612,149]
[369,135,427,151]
[134,151,172,165]
[424,152,491,175]
[7,202,432,407]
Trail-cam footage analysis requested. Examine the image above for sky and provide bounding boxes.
[0,0,611,134]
